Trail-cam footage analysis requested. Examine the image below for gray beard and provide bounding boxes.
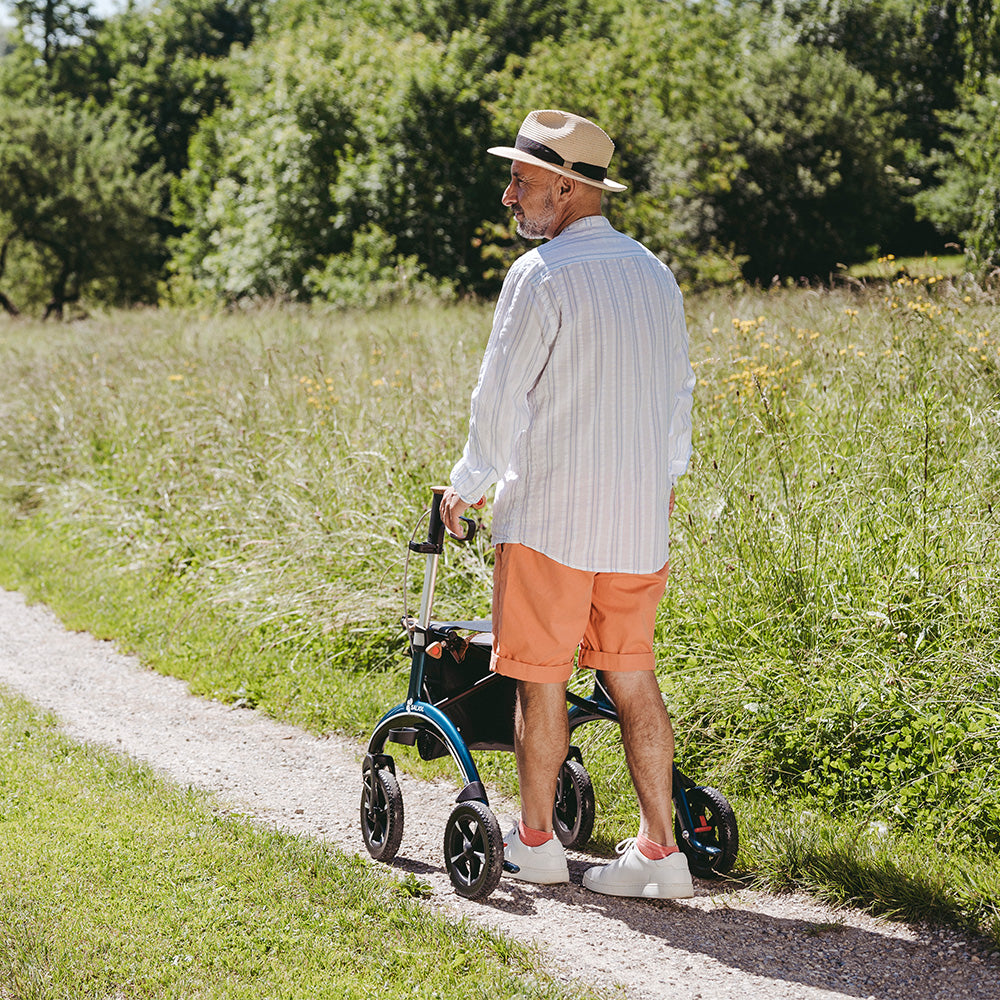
[516,217,551,239]
[515,194,556,240]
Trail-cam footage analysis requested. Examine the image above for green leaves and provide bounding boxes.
[170,22,500,304]
[919,74,1000,275]
[685,39,909,280]
[0,101,165,316]
[3,0,1000,304]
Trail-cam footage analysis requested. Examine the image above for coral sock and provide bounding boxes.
[636,832,679,860]
[518,819,554,847]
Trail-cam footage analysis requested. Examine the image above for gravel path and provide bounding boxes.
[1,587,997,1000]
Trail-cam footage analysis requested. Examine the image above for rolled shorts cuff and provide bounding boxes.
[578,648,656,672]
[491,652,575,685]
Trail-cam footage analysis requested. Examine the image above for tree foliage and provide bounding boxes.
[94,0,259,177]
[916,74,1000,273]
[11,0,102,86]
[1,0,999,312]
[170,22,499,302]
[687,39,910,280]
[0,101,164,317]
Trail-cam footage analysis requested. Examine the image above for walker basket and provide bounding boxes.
[419,627,516,757]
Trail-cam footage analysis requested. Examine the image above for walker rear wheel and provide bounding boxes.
[443,800,504,900]
[675,785,738,878]
[553,757,596,848]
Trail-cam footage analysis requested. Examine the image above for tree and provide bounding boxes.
[171,22,500,302]
[954,0,1000,87]
[97,0,260,178]
[916,75,1000,272]
[683,41,910,280]
[762,1,967,253]
[3,0,111,107]
[11,0,101,76]
[169,33,354,301]
[373,0,611,70]
[1,22,16,57]
[0,102,165,317]
[485,0,738,283]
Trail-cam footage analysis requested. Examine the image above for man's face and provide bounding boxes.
[502,162,558,240]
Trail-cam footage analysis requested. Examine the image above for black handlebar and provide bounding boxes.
[408,489,477,554]
[453,517,478,543]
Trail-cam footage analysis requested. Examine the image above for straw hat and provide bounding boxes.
[488,109,627,193]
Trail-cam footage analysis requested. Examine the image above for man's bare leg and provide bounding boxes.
[582,668,692,897]
[513,679,569,833]
[600,669,676,846]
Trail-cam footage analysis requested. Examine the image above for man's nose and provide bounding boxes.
[501,181,517,206]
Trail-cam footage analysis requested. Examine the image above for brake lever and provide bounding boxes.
[447,516,477,543]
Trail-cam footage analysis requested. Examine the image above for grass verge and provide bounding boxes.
[0,689,603,1000]
[3,518,999,953]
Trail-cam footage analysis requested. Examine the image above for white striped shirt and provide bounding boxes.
[450,215,695,573]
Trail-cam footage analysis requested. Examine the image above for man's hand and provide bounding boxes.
[669,487,675,517]
[440,487,471,537]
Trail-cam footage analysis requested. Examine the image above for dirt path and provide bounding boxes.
[1,587,997,1000]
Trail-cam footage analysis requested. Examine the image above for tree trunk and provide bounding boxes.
[0,234,20,315]
[44,257,70,320]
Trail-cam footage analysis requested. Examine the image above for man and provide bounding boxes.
[441,109,696,899]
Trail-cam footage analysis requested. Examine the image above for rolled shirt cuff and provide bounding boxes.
[449,458,495,506]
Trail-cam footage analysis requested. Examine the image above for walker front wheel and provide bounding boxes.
[443,800,504,901]
[360,760,404,862]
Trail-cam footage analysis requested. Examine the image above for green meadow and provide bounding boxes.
[1,270,999,957]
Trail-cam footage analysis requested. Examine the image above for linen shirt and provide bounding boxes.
[450,215,695,574]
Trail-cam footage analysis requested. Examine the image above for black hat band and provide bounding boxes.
[514,135,607,182]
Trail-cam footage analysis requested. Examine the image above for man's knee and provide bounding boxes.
[516,679,569,720]
[514,680,569,750]
[601,668,664,708]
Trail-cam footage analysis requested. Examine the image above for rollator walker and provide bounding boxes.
[360,487,738,900]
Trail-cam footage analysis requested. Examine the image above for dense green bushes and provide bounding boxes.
[918,74,1000,273]
[3,0,1000,313]
[170,23,498,301]
[0,101,165,317]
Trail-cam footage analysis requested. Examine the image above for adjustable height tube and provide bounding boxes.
[411,487,447,629]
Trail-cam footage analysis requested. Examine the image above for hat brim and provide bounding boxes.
[487,145,627,193]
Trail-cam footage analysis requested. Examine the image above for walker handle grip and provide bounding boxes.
[449,495,484,542]
[408,489,479,553]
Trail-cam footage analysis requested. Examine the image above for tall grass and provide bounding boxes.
[661,279,1000,846]
[1,274,998,942]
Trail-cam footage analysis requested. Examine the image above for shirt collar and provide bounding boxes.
[554,214,612,240]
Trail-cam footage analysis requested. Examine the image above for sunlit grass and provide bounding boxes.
[845,252,967,280]
[1,277,999,944]
[0,691,599,1000]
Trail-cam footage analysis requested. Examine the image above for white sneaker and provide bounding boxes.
[583,839,694,899]
[503,827,569,884]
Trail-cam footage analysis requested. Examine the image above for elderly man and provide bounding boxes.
[441,109,696,899]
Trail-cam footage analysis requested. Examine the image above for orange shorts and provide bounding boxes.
[490,543,670,684]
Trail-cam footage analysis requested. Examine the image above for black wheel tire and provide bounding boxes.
[674,785,739,879]
[360,763,404,862]
[443,800,504,901]
[553,758,596,848]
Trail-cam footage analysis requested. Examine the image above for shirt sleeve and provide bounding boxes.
[450,259,557,503]
[666,293,696,486]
